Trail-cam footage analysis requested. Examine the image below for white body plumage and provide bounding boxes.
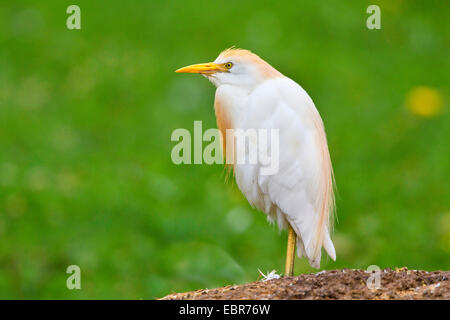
[177,49,336,269]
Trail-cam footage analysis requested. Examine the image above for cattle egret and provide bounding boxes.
[176,48,336,275]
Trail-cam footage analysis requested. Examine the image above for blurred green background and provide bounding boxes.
[0,0,448,299]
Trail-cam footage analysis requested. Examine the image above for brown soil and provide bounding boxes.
[161,268,449,300]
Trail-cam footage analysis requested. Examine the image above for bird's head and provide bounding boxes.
[176,48,283,90]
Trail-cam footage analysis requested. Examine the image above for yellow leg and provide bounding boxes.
[285,224,296,277]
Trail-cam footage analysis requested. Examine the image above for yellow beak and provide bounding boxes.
[175,62,226,74]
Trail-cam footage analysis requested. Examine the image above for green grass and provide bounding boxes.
[0,0,448,299]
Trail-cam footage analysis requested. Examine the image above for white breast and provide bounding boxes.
[215,77,336,269]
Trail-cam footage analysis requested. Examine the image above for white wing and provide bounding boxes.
[229,77,336,268]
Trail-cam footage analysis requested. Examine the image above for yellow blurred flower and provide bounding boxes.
[405,86,443,117]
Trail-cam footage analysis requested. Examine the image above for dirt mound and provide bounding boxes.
[161,268,449,300]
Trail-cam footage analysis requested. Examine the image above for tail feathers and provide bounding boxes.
[303,228,335,268]
[276,210,335,269]
[292,221,335,268]
[323,230,336,261]
[296,236,305,259]
[304,239,321,269]
[307,252,321,269]
[286,216,321,269]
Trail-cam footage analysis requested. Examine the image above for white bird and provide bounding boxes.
[176,48,336,275]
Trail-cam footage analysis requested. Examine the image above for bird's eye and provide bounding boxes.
[225,62,233,70]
